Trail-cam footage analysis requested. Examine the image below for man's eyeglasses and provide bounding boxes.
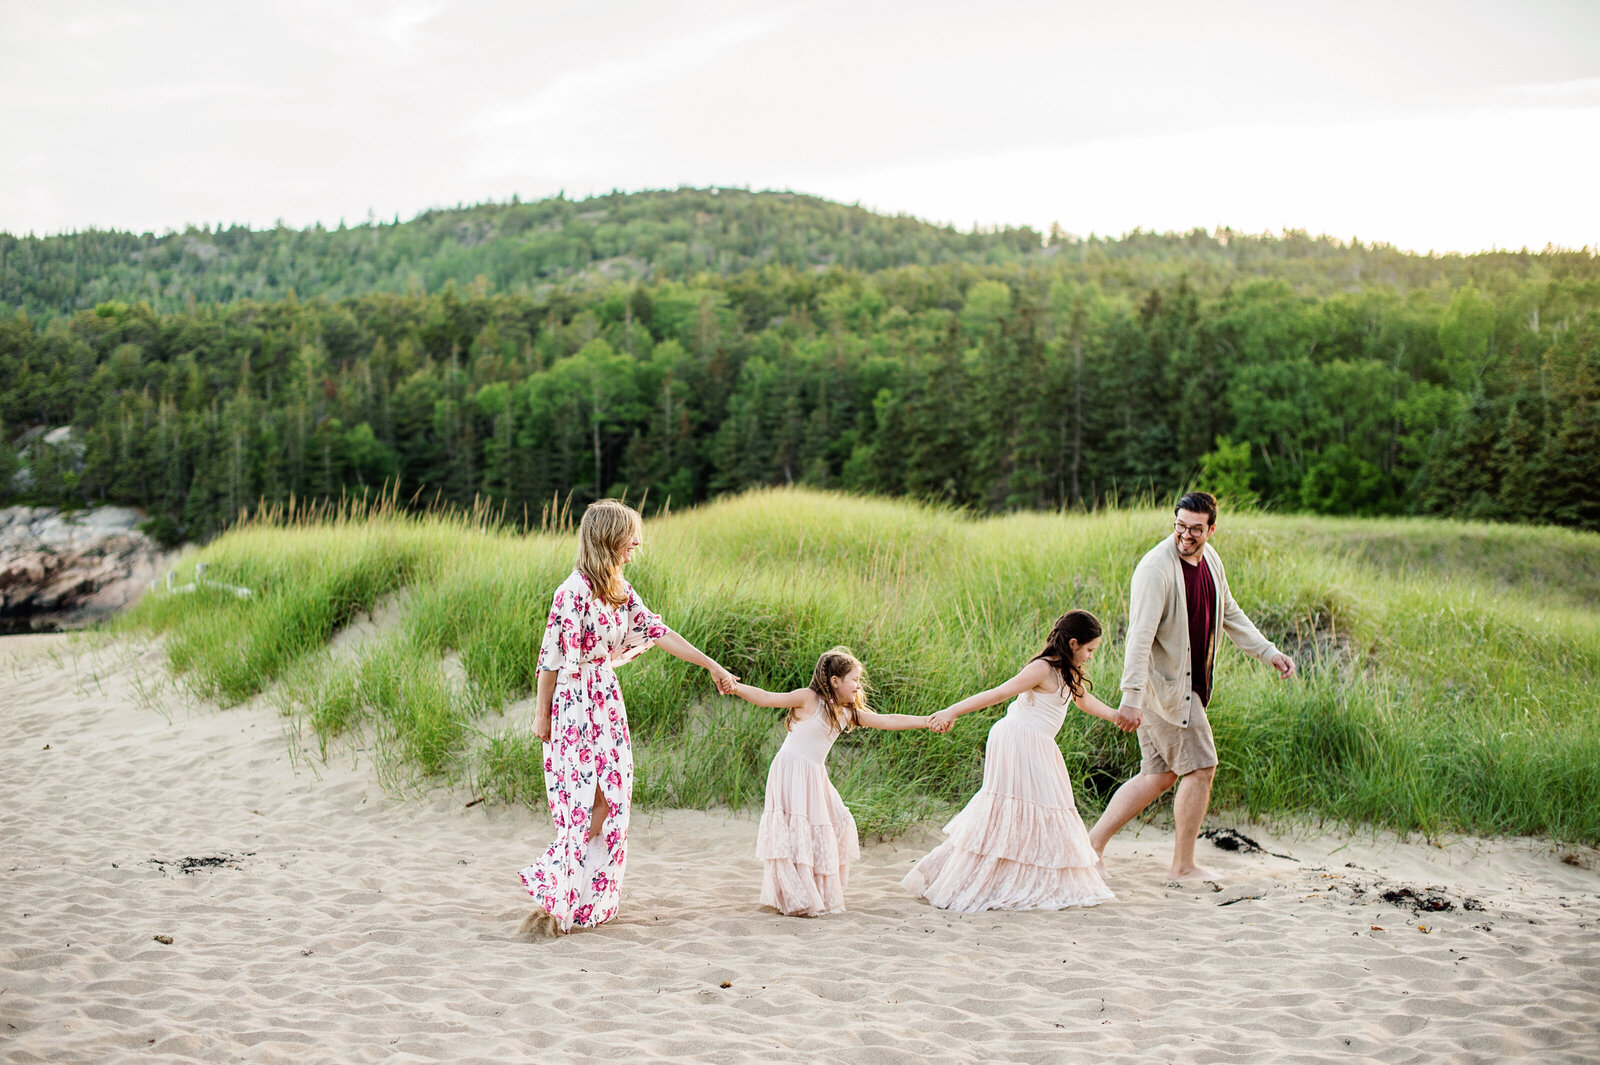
[1173,521,1209,537]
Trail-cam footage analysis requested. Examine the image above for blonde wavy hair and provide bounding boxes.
[576,499,643,609]
[791,646,870,735]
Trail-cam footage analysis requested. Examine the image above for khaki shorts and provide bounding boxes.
[1137,694,1218,777]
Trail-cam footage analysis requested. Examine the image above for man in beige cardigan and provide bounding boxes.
[1088,491,1296,881]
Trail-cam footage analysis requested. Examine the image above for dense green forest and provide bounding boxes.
[2,188,1597,541]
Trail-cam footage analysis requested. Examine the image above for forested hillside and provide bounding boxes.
[2,189,1045,317]
[7,187,1596,318]
[2,189,1597,542]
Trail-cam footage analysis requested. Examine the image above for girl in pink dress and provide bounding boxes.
[730,648,931,916]
[519,500,737,935]
[903,610,1120,913]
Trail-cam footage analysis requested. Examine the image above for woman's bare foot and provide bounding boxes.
[518,910,563,938]
[1166,863,1219,883]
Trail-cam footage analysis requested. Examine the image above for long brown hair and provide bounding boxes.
[1031,610,1102,697]
[790,646,869,734]
[576,499,642,610]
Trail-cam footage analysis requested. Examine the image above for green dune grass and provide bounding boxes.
[121,488,1600,842]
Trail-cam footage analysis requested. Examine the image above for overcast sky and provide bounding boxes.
[3,0,1598,253]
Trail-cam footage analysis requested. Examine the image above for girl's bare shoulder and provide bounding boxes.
[787,688,822,721]
[1020,657,1062,694]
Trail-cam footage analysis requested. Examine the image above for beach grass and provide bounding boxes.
[120,488,1600,842]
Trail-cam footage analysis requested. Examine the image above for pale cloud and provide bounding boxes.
[1,1,1596,250]
[119,82,295,105]
[810,104,1600,254]
[467,8,801,177]
[356,0,448,51]
[61,12,144,37]
[1490,76,1600,108]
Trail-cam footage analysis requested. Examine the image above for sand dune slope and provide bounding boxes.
[2,635,1597,1064]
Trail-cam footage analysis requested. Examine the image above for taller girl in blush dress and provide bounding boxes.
[903,610,1128,913]
[518,500,738,935]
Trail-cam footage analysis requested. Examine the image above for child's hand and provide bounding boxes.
[710,665,740,695]
[929,708,958,733]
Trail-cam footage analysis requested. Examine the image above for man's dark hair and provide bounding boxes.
[1175,491,1218,525]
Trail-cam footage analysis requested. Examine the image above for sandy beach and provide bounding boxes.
[2,633,1597,1065]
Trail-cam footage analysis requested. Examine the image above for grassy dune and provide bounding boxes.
[123,489,1600,842]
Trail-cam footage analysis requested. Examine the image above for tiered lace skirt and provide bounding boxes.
[902,716,1114,913]
[756,753,860,916]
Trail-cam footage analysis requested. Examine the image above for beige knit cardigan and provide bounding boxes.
[1118,537,1281,728]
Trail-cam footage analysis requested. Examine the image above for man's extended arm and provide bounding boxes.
[1218,564,1296,678]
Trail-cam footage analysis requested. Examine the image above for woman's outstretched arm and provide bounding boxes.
[654,628,739,693]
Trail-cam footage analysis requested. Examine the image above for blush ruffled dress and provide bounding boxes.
[901,683,1114,913]
[755,708,861,916]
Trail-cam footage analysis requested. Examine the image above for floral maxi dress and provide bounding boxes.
[518,571,667,931]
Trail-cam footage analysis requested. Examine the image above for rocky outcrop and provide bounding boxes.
[0,507,170,632]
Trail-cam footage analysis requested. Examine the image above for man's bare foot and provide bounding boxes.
[1166,863,1219,883]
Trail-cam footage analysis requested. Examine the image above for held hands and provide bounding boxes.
[1112,701,1141,732]
[928,708,959,734]
[708,664,741,695]
[1271,652,1297,679]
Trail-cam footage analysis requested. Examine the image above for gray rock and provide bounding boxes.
[0,506,170,632]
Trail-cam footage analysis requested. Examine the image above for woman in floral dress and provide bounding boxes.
[518,499,737,934]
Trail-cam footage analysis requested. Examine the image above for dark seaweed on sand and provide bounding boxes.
[147,853,254,875]
[1202,828,1298,861]
[1380,886,1453,912]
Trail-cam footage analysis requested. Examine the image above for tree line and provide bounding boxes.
[1,189,1043,319]
[7,187,1596,320]
[3,247,1596,541]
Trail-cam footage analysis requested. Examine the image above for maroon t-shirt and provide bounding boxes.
[1182,555,1216,706]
